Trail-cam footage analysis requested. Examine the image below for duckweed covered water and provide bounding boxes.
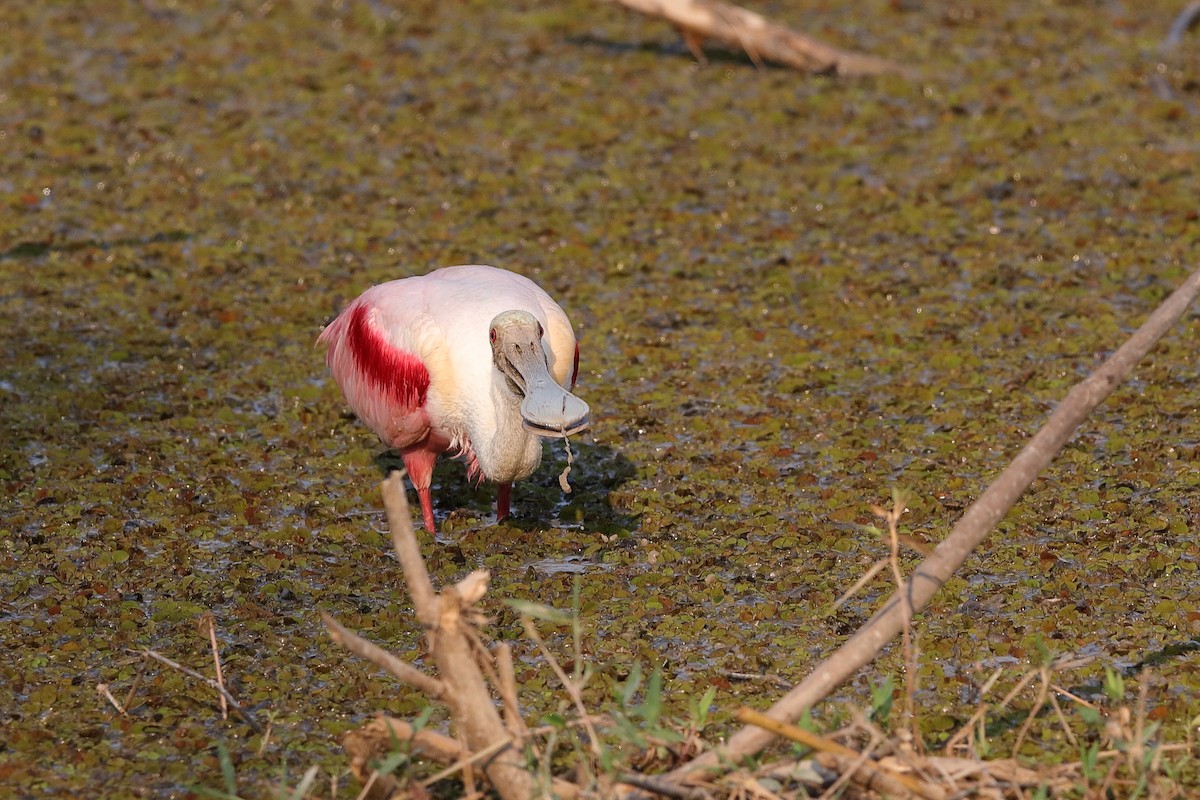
[1,0,1199,794]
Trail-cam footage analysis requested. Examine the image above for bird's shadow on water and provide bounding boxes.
[372,437,638,538]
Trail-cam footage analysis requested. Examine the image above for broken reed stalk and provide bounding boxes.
[874,493,920,748]
[671,265,1200,778]
[600,0,914,77]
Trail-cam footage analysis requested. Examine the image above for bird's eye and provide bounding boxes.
[489,328,497,344]
[536,322,544,338]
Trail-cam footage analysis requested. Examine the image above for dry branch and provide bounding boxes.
[383,472,438,628]
[320,611,447,698]
[737,708,944,800]
[601,0,913,77]
[323,475,528,798]
[328,473,533,800]
[329,476,708,800]
[813,751,933,800]
[494,642,529,739]
[672,265,1200,779]
[343,715,590,800]
[343,716,469,799]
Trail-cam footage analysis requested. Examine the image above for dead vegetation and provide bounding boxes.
[316,478,1197,799]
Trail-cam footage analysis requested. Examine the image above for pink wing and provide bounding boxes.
[319,301,432,449]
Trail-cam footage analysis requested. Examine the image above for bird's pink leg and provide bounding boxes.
[496,482,512,523]
[401,449,439,532]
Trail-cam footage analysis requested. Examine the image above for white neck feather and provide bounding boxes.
[469,375,543,482]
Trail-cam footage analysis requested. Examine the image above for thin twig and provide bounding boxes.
[256,711,276,756]
[816,732,883,800]
[462,622,506,702]
[1012,665,1052,757]
[817,708,885,800]
[287,766,321,800]
[459,730,479,797]
[834,529,932,610]
[978,665,1006,696]
[1047,690,1078,748]
[948,669,1039,755]
[1050,683,1097,710]
[96,683,127,715]
[199,613,228,721]
[352,770,380,800]
[522,617,604,759]
[132,648,263,733]
[832,558,888,610]
[122,659,148,712]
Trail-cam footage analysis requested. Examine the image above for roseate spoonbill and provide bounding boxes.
[319,265,589,531]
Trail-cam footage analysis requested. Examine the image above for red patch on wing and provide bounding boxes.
[347,304,430,408]
[571,342,580,390]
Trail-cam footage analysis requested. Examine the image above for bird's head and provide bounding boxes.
[489,310,589,437]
